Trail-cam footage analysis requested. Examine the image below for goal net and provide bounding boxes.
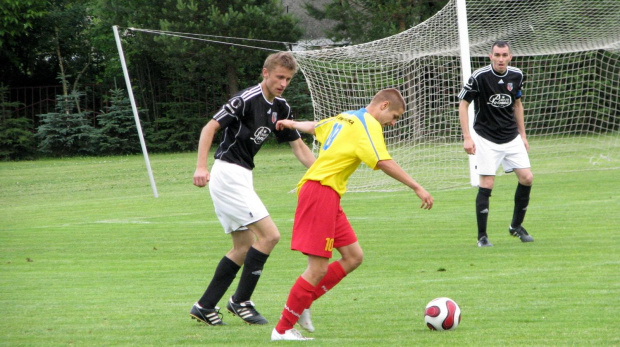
[293,0,620,192]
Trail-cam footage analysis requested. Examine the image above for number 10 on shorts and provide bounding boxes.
[324,238,334,251]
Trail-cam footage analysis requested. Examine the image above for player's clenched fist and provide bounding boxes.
[275,119,293,131]
[193,167,210,187]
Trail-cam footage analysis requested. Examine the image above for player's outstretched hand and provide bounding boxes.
[415,187,433,210]
[276,119,294,131]
[193,167,210,187]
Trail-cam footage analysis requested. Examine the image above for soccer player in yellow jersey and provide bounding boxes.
[271,88,434,341]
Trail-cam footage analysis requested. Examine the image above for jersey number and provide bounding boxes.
[322,123,343,150]
[324,238,334,252]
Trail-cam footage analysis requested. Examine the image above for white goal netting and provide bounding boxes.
[293,0,620,192]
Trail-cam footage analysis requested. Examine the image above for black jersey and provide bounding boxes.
[458,64,524,144]
[213,84,301,170]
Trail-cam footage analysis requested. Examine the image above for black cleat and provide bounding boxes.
[509,226,534,242]
[190,303,226,326]
[226,297,268,325]
[477,236,493,247]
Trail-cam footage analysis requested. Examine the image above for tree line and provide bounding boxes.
[0,0,448,160]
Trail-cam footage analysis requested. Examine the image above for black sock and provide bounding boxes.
[198,256,241,309]
[232,247,269,303]
[476,187,492,240]
[511,183,531,228]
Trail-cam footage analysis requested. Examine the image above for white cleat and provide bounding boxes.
[271,328,314,341]
[297,309,315,333]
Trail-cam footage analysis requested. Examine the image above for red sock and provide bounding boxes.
[312,261,347,301]
[275,276,316,334]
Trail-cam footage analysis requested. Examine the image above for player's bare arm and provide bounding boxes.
[193,119,220,187]
[376,159,433,210]
[276,119,317,135]
[513,99,529,151]
[458,100,475,155]
[289,138,316,168]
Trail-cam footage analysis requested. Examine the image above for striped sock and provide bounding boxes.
[275,276,316,334]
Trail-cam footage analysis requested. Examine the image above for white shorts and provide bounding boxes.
[474,135,531,176]
[208,159,269,234]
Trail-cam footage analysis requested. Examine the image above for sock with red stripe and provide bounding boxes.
[275,276,316,334]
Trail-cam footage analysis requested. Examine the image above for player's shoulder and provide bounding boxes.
[222,85,262,116]
[507,66,524,76]
[471,65,493,78]
[235,84,263,102]
[352,108,381,130]
[273,96,291,109]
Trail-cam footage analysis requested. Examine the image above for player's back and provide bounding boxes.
[299,108,389,196]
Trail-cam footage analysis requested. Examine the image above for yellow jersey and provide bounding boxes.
[298,108,391,197]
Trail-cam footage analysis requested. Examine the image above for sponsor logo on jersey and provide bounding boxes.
[488,94,512,107]
[251,126,271,144]
[336,115,355,125]
[498,79,504,84]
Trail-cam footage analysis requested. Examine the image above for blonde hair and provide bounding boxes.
[371,88,406,111]
[263,52,299,74]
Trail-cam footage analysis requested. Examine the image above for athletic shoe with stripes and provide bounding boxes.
[226,297,268,325]
[189,303,226,326]
[271,328,314,341]
[509,225,534,242]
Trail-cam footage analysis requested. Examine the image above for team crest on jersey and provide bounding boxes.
[271,112,278,124]
[507,83,513,91]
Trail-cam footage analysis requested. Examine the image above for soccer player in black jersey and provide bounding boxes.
[189,52,315,325]
[458,41,534,247]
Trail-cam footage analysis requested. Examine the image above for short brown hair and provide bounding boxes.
[491,40,511,53]
[371,88,406,111]
[263,52,299,74]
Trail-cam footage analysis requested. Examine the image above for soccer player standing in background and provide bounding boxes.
[190,52,315,325]
[270,88,434,340]
[458,40,534,247]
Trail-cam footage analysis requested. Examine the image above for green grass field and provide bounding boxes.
[1,147,619,346]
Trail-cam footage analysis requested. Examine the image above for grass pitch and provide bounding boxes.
[1,147,619,346]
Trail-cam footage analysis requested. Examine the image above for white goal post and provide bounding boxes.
[293,0,620,192]
[113,25,159,198]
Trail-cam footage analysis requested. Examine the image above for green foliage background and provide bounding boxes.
[0,0,449,159]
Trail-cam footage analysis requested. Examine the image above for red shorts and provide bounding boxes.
[291,180,357,258]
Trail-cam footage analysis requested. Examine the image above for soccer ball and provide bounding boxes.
[424,297,461,331]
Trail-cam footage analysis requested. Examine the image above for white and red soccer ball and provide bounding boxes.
[424,297,461,331]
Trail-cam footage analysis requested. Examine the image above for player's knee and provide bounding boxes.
[261,230,281,249]
[520,172,533,186]
[353,250,364,269]
[314,266,328,280]
[304,264,328,285]
[344,249,364,271]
